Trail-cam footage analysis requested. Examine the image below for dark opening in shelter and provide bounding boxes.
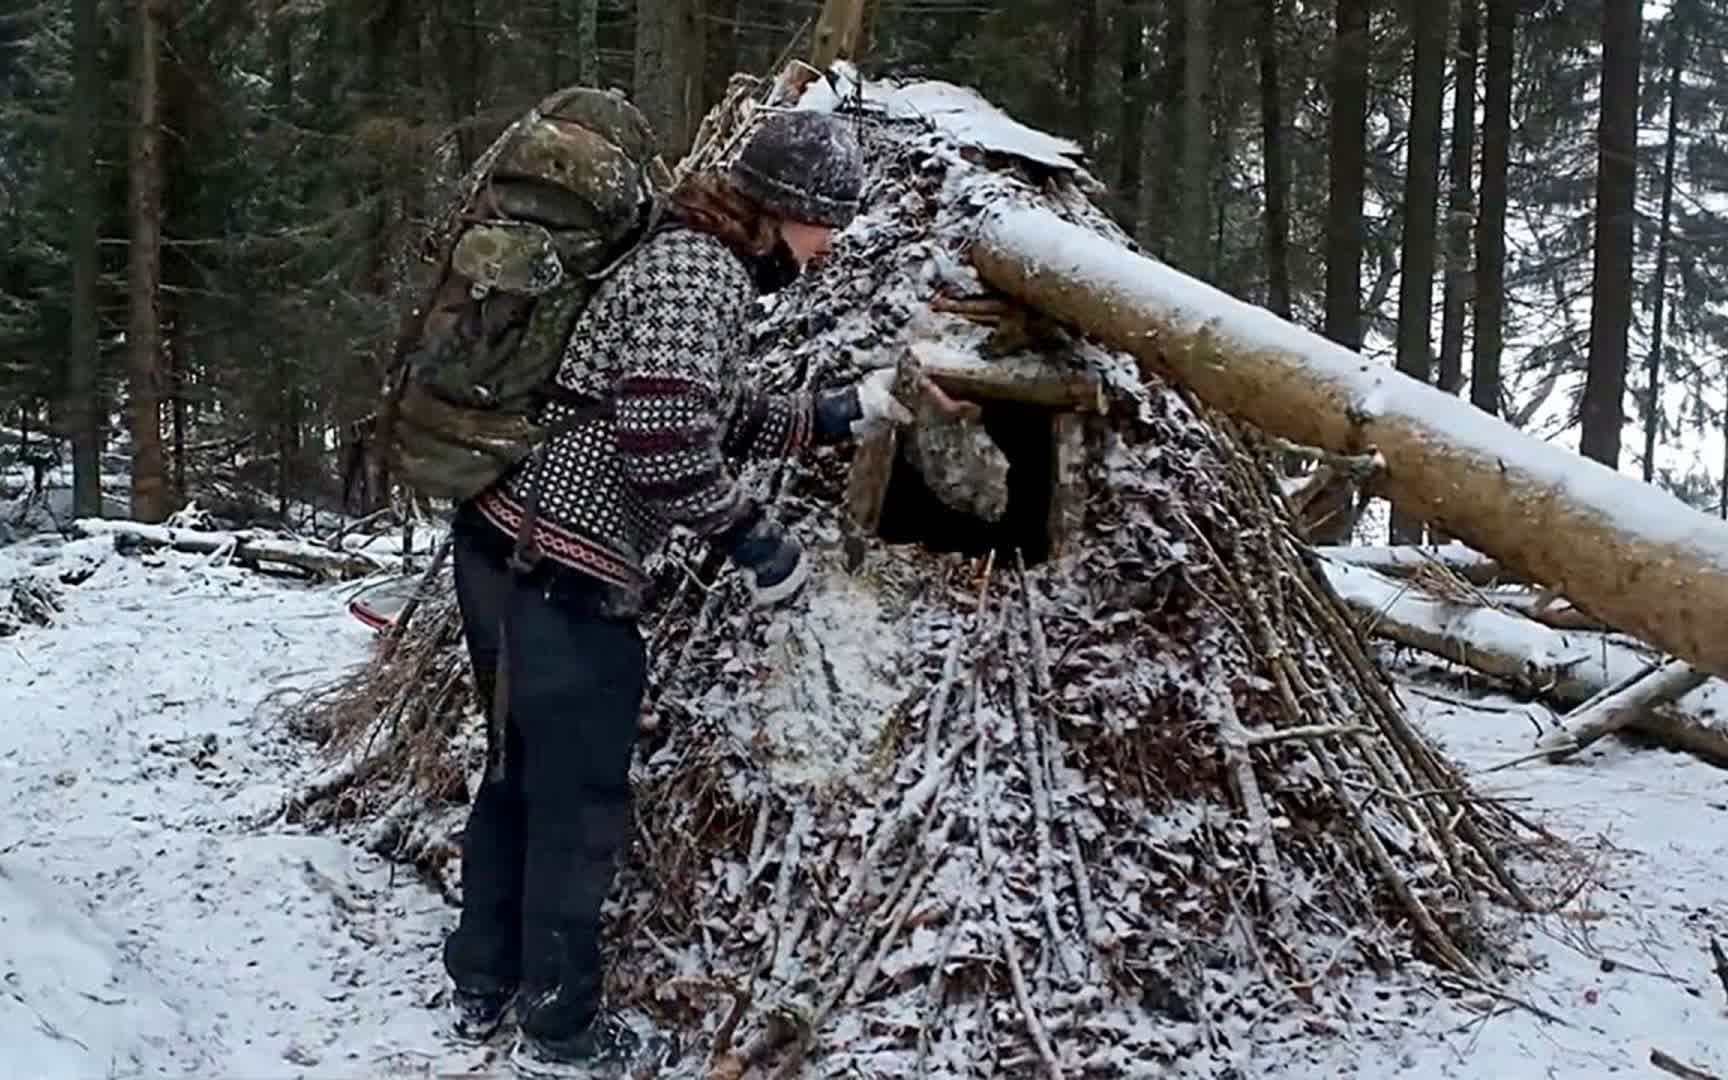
[875,399,1058,566]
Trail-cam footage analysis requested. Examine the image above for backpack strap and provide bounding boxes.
[507,394,616,575]
[505,202,674,576]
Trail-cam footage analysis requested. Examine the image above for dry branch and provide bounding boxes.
[1536,659,1710,761]
[1650,1048,1723,1080]
[972,207,1728,681]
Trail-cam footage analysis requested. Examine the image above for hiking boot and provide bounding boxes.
[508,1009,678,1079]
[449,985,517,1044]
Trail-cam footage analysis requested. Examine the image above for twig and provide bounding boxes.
[1650,1048,1723,1080]
[994,894,1066,1080]
[1238,723,1374,747]
[1007,611,1077,988]
[1439,975,1568,1027]
[1016,550,1052,694]
[1710,937,1728,1004]
[768,805,810,982]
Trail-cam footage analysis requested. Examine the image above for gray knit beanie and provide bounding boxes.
[727,111,863,229]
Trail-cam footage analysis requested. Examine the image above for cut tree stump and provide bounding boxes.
[971,208,1728,682]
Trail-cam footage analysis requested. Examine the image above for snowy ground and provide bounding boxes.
[1,538,1724,1078]
[0,538,494,1079]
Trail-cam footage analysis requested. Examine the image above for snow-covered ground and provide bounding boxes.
[1267,671,1728,1080]
[1,538,1724,1078]
[0,538,497,1079]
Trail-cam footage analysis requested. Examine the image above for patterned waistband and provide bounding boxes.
[471,490,645,592]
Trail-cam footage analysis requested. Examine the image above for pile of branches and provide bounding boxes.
[288,75,1563,1076]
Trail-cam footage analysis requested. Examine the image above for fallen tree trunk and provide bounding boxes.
[971,208,1728,680]
[1322,560,1728,763]
[72,518,383,580]
[1322,560,1640,704]
[1536,659,1712,761]
[1314,543,1515,587]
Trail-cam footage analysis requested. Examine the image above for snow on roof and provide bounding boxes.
[795,62,1095,182]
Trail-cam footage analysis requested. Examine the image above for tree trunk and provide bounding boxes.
[704,0,741,105]
[1390,0,1448,544]
[575,0,598,84]
[1178,0,1211,276]
[67,0,105,519]
[1115,0,1147,237]
[128,0,169,524]
[1257,0,1292,320]
[1312,0,1372,548]
[1150,5,1186,259]
[1437,0,1478,398]
[1472,0,1514,417]
[634,0,707,159]
[811,0,867,70]
[1324,0,1370,351]
[1644,22,1684,485]
[1324,561,1728,763]
[971,205,1728,681]
[1069,0,1102,155]
[1314,542,1514,586]
[1580,0,1643,468]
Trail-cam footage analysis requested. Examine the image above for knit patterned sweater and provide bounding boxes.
[471,226,844,592]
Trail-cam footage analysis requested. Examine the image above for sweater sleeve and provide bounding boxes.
[609,233,815,539]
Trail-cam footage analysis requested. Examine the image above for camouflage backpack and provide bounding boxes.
[378,86,667,510]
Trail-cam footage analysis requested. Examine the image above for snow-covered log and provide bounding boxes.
[1536,659,1712,761]
[1324,560,1728,762]
[1323,560,1642,703]
[72,518,383,580]
[971,207,1728,682]
[1315,543,1515,587]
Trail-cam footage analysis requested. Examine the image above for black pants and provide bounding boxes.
[442,520,646,1040]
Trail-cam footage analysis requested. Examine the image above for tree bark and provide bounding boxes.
[67,0,105,519]
[1257,0,1292,319]
[1437,0,1478,397]
[1391,0,1448,543]
[128,0,170,524]
[1324,0,1371,352]
[1580,0,1643,468]
[1471,0,1514,417]
[971,205,1728,681]
[1643,19,1684,484]
[634,0,707,159]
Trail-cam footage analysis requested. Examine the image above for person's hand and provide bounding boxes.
[855,367,915,427]
[725,511,808,608]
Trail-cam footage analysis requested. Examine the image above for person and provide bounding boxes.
[440,109,908,1077]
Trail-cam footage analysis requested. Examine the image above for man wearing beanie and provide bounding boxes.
[442,108,911,1077]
